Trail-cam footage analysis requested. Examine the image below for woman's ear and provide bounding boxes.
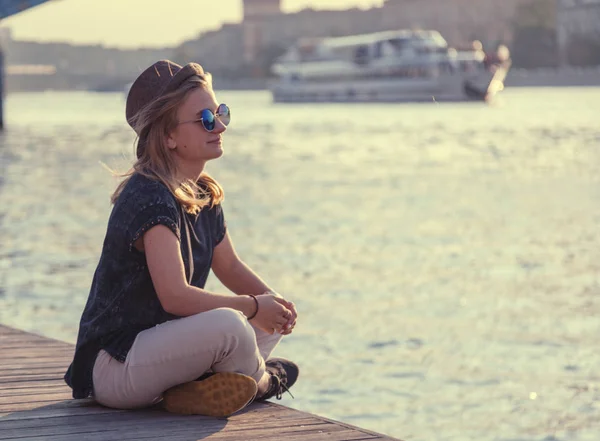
[166,133,177,151]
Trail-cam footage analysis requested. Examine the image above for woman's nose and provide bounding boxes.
[213,118,227,134]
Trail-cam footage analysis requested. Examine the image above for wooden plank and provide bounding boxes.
[0,335,60,343]
[1,352,70,359]
[1,341,71,347]
[1,386,71,397]
[0,337,66,345]
[0,412,315,431]
[0,391,74,405]
[0,344,70,351]
[0,381,66,392]
[0,375,66,384]
[0,404,127,419]
[3,430,381,441]
[0,422,381,441]
[0,401,136,419]
[0,405,382,441]
[0,413,324,437]
[0,365,67,373]
[0,367,66,377]
[0,325,401,440]
[0,367,66,376]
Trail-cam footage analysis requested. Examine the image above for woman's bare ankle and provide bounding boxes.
[256,371,271,397]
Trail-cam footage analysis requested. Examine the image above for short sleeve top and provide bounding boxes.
[64,173,226,399]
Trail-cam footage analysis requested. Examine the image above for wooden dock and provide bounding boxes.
[0,325,401,440]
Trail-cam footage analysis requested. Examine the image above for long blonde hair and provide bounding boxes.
[111,74,224,214]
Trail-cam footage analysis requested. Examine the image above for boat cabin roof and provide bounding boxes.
[311,30,447,50]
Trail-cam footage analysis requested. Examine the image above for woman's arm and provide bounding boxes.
[143,224,256,317]
[212,231,298,334]
[145,224,293,333]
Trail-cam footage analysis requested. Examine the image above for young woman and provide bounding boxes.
[64,60,299,417]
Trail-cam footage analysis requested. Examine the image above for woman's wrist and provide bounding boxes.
[236,294,259,319]
[246,294,259,320]
[235,295,256,318]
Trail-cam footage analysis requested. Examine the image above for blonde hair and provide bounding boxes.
[111,74,224,214]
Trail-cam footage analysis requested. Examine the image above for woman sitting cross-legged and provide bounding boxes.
[64,60,299,417]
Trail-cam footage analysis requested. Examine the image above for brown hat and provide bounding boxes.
[125,60,206,134]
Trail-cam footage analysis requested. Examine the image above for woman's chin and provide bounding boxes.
[202,146,224,161]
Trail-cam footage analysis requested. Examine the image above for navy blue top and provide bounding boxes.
[64,173,226,399]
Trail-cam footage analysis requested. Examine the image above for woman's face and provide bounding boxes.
[167,87,227,164]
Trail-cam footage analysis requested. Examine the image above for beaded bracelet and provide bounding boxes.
[247,294,259,320]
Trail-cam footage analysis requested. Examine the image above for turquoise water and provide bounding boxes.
[1,88,599,440]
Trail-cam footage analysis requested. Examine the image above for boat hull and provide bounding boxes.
[270,62,511,103]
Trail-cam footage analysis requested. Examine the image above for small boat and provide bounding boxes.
[269,30,511,103]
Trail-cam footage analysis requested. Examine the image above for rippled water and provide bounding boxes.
[1,88,600,441]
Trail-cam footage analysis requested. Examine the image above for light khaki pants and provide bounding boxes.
[92,308,282,409]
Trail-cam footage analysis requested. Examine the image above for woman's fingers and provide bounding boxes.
[288,301,297,317]
[266,294,298,334]
[273,297,294,315]
[279,315,296,334]
[276,304,292,321]
[283,300,298,325]
[275,317,288,327]
[281,322,296,335]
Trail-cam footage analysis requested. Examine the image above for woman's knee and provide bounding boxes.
[207,309,263,379]
[204,308,256,345]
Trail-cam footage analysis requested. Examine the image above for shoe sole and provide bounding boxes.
[162,372,257,417]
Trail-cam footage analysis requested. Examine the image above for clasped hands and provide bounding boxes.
[249,291,297,336]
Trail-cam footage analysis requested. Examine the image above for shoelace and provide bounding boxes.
[272,374,295,400]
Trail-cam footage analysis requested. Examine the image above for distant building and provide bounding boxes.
[556,0,600,65]
[179,0,545,78]
[0,27,12,47]
[179,5,384,78]
[381,0,529,48]
[1,32,173,92]
[177,24,244,75]
[243,0,282,66]
[243,0,281,20]
[257,7,382,51]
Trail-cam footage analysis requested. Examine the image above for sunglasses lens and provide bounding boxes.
[201,109,215,131]
[218,104,231,126]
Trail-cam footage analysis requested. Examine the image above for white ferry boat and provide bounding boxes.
[269,30,511,103]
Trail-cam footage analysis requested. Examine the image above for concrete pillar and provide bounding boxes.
[556,0,568,67]
[0,46,4,131]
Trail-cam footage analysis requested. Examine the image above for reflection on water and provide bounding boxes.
[1,89,600,440]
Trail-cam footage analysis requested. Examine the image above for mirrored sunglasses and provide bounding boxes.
[179,103,231,132]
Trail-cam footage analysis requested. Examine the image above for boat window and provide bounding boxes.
[354,45,370,65]
[388,38,410,51]
[374,42,383,58]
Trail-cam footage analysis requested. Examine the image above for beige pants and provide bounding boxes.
[92,308,283,409]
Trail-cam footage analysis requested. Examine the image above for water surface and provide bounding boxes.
[1,88,599,440]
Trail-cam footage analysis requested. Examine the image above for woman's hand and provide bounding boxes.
[272,296,297,335]
[250,293,293,335]
[261,291,297,335]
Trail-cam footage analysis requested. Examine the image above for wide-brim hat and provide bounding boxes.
[125,60,206,135]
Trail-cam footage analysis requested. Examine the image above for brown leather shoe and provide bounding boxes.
[162,372,257,417]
